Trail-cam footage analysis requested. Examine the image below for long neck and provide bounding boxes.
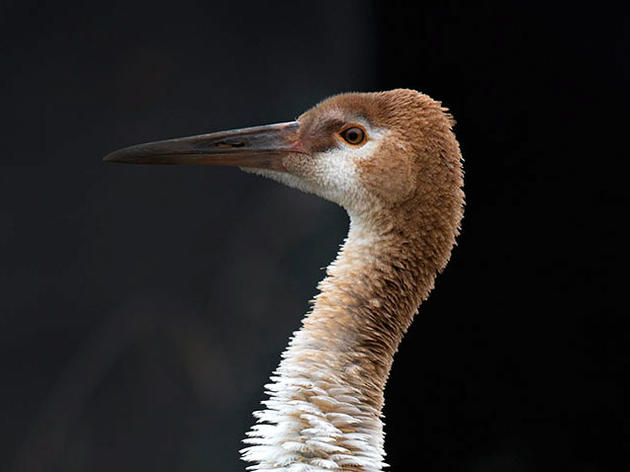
[241,212,448,472]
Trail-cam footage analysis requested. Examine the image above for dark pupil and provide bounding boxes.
[346,129,360,142]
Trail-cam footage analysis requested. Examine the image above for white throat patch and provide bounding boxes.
[242,127,387,212]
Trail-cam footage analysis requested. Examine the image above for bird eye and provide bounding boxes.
[340,126,366,145]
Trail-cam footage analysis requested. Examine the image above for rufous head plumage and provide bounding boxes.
[104,88,463,240]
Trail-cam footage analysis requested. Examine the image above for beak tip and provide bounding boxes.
[103,150,121,163]
[103,148,135,164]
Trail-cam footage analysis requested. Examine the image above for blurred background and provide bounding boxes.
[1,1,627,471]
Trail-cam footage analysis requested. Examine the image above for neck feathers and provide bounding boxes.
[242,203,459,471]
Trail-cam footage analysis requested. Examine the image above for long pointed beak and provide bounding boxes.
[103,121,306,172]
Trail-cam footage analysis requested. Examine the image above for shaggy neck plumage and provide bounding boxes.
[242,208,449,472]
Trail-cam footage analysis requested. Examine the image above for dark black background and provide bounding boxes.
[1,1,627,471]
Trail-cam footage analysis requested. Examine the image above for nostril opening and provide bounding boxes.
[215,141,245,148]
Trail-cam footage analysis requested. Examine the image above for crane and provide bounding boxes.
[104,89,464,472]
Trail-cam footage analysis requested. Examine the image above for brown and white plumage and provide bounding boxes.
[104,89,464,471]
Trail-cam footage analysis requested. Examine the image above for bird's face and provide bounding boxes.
[104,89,458,218]
[245,105,408,215]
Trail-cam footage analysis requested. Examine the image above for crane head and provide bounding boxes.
[104,89,462,219]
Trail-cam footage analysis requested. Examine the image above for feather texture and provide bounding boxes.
[241,90,464,471]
